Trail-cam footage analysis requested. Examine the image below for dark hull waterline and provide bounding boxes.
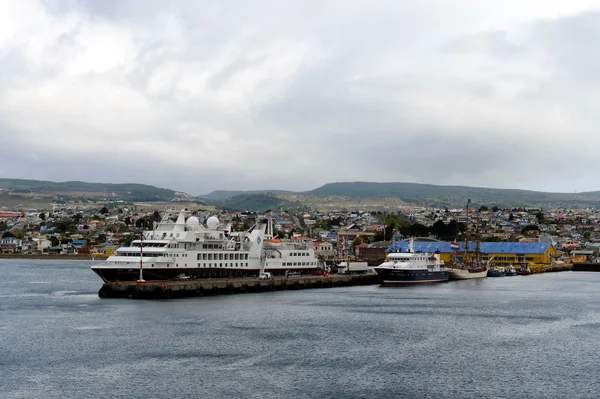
[376,268,449,285]
[92,266,319,282]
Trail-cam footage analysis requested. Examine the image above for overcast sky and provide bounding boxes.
[1,1,599,195]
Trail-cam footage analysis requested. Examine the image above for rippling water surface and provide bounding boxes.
[1,259,600,398]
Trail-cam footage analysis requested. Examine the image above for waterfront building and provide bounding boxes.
[386,240,559,265]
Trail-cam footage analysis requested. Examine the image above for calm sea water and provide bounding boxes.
[1,259,599,399]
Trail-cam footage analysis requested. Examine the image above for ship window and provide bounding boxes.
[220,263,222,267]
[236,263,238,267]
[219,254,223,260]
[197,254,200,260]
[152,264,154,267]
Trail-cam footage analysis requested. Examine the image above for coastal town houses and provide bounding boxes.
[31,237,52,251]
[1,237,23,248]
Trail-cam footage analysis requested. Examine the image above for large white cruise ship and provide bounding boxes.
[91,210,322,282]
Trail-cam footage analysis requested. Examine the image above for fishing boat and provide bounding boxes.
[487,266,506,277]
[375,238,448,285]
[518,264,532,275]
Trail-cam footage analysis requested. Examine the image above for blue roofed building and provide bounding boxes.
[71,239,87,249]
[386,240,558,265]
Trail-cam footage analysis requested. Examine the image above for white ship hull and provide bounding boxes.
[447,268,488,280]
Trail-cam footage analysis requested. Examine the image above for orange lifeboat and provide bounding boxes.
[263,238,283,247]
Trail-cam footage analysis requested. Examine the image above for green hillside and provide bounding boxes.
[4,178,600,209]
[0,178,179,201]
[219,193,306,212]
[305,182,600,208]
[199,189,293,201]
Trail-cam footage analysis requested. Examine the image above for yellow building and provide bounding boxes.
[387,240,559,265]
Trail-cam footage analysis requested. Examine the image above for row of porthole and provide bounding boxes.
[195,263,250,268]
[147,263,251,268]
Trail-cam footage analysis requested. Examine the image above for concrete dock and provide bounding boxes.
[572,263,600,272]
[98,274,381,299]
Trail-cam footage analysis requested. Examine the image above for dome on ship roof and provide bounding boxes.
[186,216,200,225]
[206,216,220,230]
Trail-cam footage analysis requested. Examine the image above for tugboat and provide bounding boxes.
[375,238,448,285]
[518,264,532,275]
[487,265,506,277]
[505,264,518,276]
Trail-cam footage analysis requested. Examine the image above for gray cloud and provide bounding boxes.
[1,1,599,195]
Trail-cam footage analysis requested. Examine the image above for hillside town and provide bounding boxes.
[1,203,598,265]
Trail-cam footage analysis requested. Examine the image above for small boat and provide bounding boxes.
[505,265,518,276]
[447,210,488,280]
[518,264,532,275]
[447,264,488,280]
[448,256,493,280]
[487,266,506,277]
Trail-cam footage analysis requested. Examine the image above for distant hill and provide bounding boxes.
[4,178,600,209]
[0,178,182,202]
[305,182,600,208]
[199,189,293,201]
[219,193,307,212]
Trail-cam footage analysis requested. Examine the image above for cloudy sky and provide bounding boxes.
[1,0,599,195]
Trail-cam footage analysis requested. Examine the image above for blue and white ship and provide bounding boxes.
[375,239,449,285]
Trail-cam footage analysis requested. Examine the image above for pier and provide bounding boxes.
[572,263,600,272]
[98,274,381,299]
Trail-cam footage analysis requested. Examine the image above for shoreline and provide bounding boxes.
[0,254,108,260]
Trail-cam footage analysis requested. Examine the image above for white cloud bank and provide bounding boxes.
[0,0,599,194]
